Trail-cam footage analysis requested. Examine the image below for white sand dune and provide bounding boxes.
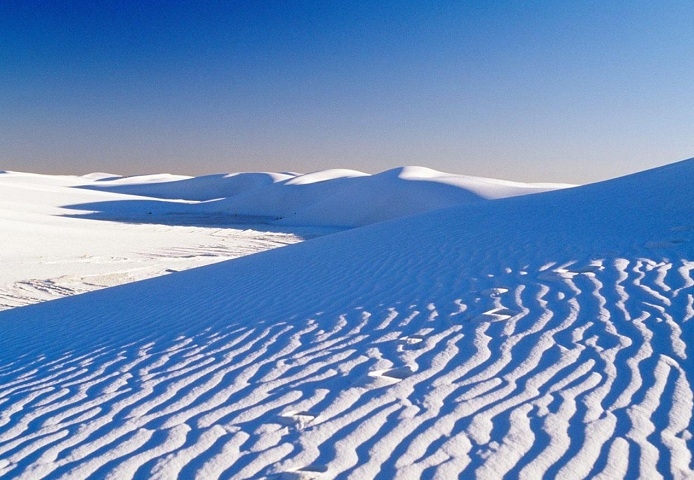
[76,166,572,228]
[0,160,693,479]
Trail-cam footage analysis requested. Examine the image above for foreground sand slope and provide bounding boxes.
[0,160,692,479]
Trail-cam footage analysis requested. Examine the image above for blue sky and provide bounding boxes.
[2,1,693,183]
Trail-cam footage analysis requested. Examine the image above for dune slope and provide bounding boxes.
[0,160,693,479]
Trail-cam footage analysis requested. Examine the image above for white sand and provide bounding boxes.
[0,171,308,310]
[0,160,692,479]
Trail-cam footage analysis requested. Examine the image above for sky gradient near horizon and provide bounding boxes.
[2,1,693,183]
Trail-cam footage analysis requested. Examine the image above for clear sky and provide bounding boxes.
[2,1,693,183]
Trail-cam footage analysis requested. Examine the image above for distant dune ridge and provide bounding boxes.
[0,160,692,479]
[75,166,574,227]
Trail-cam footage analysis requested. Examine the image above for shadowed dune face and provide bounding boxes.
[77,172,295,201]
[0,160,692,478]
